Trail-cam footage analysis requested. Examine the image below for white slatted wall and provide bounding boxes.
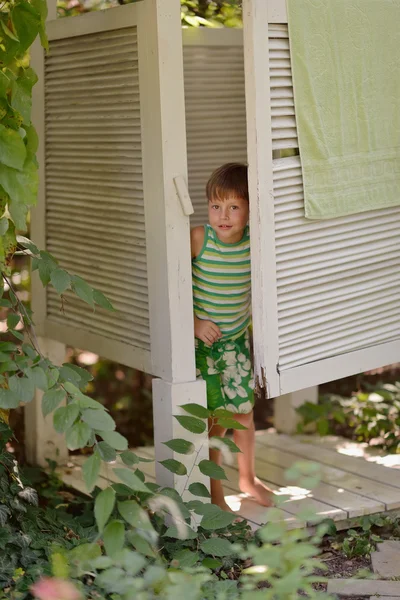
[270,24,400,373]
[43,25,150,364]
[183,30,247,225]
[245,0,400,395]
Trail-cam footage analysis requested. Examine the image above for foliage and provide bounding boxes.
[0,423,97,599]
[56,0,242,27]
[332,514,400,559]
[0,2,333,599]
[297,383,400,454]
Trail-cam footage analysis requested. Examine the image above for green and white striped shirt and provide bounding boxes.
[192,224,251,340]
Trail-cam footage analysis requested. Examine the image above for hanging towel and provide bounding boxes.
[286,0,400,220]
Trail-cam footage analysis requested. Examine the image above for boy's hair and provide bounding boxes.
[206,163,249,203]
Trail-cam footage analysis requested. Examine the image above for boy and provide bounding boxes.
[191,163,273,511]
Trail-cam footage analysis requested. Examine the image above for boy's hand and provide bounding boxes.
[194,317,222,346]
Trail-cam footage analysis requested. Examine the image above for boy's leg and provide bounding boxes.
[233,411,274,507]
[208,418,230,511]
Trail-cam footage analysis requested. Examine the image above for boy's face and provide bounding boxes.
[208,195,249,243]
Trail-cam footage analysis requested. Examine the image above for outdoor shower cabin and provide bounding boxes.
[27,0,400,493]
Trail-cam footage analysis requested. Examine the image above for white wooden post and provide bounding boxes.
[139,0,210,494]
[25,2,68,467]
[274,385,319,434]
[24,337,68,467]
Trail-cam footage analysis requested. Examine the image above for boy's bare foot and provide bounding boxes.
[239,477,274,507]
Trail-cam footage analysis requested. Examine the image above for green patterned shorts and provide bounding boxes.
[195,329,254,414]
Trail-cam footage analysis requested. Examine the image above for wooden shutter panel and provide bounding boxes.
[183,30,247,225]
[244,0,400,396]
[45,26,149,356]
[31,2,194,380]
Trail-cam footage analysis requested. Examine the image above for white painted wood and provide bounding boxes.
[182,27,243,46]
[174,176,194,216]
[243,0,280,395]
[267,0,287,23]
[42,322,151,372]
[253,442,400,511]
[47,0,57,21]
[152,379,210,502]
[139,0,196,382]
[30,37,47,336]
[47,3,141,40]
[24,337,68,467]
[257,432,400,489]
[274,386,318,434]
[279,340,400,395]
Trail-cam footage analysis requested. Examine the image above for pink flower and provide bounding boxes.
[31,578,82,600]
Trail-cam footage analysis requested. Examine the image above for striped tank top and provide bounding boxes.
[192,224,251,340]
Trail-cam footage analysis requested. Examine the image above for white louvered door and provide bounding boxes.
[31,2,195,381]
[244,0,400,397]
[183,29,247,225]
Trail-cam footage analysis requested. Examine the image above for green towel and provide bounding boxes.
[287,0,400,220]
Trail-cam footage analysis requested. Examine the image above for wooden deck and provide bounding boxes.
[59,431,400,531]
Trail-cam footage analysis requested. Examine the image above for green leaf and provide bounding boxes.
[38,258,53,286]
[0,161,38,209]
[181,403,210,419]
[198,459,227,480]
[59,364,81,385]
[0,217,8,236]
[160,459,187,476]
[82,452,101,492]
[174,415,206,434]
[17,235,38,255]
[81,408,115,431]
[118,500,154,531]
[212,436,241,453]
[127,532,157,558]
[0,20,19,42]
[47,367,59,389]
[103,520,125,558]
[200,538,235,557]
[71,275,94,307]
[66,421,92,450]
[27,366,48,391]
[120,451,140,467]
[93,289,114,311]
[53,403,79,434]
[7,313,20,329]
[0,388,19,409]
[8,374,34,403]
[188,482,211,498]
[162,438,195,455]
[12,2,41,54]
[202,557,222,569]
[95,487,116,533]
[174,549,200,568]
[98,430,128,451]
[0,124,26,170]
[50,268,71,295]
[200,505,236,530]
[216,418,247,430]
[76,395,103,410]
[21,343,38,360]
[113,468,151,493]
[164,525,197,540]
[64,363,93,385]
[96,442,116,463]
[42,389,65,417]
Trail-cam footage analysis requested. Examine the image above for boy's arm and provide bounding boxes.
[190,226,205,259]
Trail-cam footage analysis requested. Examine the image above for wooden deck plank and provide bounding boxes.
[135,446,348,523]
[221,464,347,522]
[137,444,383,520]
[256,432,400,489]
[228,459,383,519]
[254,442,400,511]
